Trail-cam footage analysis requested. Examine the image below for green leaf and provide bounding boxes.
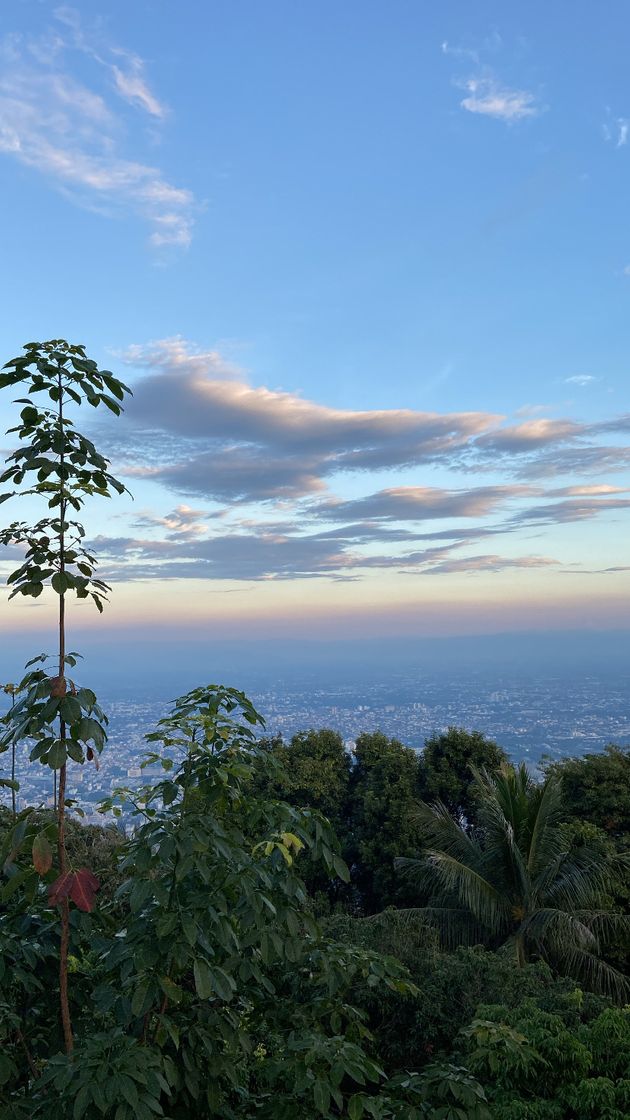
[73,1083,91,1120]
[131,979,151,1018]
[47,740,66,769]
[51,571,73,595]
[349,1096,365,1120]
[65,739,84,763]
[314,1079,331,1116]
[158,976,183,1003]
[60,695,82,723]
[332,854,351,882]
[182,914,198,947]
[193,958,214,1000]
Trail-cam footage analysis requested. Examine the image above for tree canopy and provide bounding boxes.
[396,762,630,998]
[420,727,507,825]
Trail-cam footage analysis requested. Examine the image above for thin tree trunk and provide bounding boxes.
[57,754,72,1054]
[56,368,73,1056]
[10,693,16,819]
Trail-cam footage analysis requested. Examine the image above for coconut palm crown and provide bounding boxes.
[396,762,630,999]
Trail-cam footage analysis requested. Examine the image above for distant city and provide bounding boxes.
[2,667,629,822]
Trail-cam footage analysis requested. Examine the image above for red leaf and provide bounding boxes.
[48,871,75,907]
[69,867,100,912]
[32,832,53,875]
[86,747,94,761]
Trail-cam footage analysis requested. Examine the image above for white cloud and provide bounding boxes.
[564,375,597,386]
[460,77,539,122]
[441,40,480,64]
[0,19,194,250]
[602,114,629,148]
[111,51,167,119]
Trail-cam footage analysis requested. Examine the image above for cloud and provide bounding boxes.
[408,553,556,577]
[511,495,630,527]
[602,113,629,148]
[547,484,628,497]
[441,31,502,65]
[0,17,194,249]
[111,51,167,118]
[132,505,209,540]
[514,445,630,481]
[474,418,582,453]
[459,77,540,122]
[441,41,480,64]
[89,526,559,585]
[311,485,533,523]
[564,375,596,386]
[116,337,502,501]
[105,337,630,506]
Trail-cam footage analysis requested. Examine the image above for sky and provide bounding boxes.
[1,0,630,649]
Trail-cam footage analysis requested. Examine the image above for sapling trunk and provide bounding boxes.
[56,365,73,1053]
[0,340,132,1063]
[10,690,16,819]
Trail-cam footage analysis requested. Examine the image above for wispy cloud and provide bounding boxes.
[408,553,556,577]
[89,526,560,585]
[602,100,630,148]
[564,375,597,386]
[603,115,629,148]
[441,32,502,65]
[459,76,540,122]
[310,485,533,523]
[0,13,194,250]
[442,35,541,125]
[132,505,209,541]
[111,51,167,119]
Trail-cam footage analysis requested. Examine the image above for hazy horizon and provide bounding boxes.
[2,627,628,696]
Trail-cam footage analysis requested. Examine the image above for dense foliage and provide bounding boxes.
[397,762,630,997]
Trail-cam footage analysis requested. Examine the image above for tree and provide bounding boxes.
[0,684,420,1118]
[396,763,630,998]
[255,730,352,906]
[544,745,630,839]
[0,339,131,1053]
[349,732,424,913]
[457,1002,630,1119]
[259,729,351,836]
[420,727,507,825]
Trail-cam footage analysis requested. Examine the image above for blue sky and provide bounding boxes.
[1,1,629,640]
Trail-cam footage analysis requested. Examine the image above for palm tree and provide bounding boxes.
[395,762,630,999]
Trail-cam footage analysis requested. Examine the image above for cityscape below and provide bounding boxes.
[2,660,629,823]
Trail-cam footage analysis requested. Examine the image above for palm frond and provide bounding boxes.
[520,907,600,954]
[526,776,564,879]
[422,849,510,934]
[550,944,630,1002]
[412,799,485,867]
[370,905,490,949]
[542,847,628,911]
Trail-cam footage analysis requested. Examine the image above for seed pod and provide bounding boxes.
[49,675,67,698]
